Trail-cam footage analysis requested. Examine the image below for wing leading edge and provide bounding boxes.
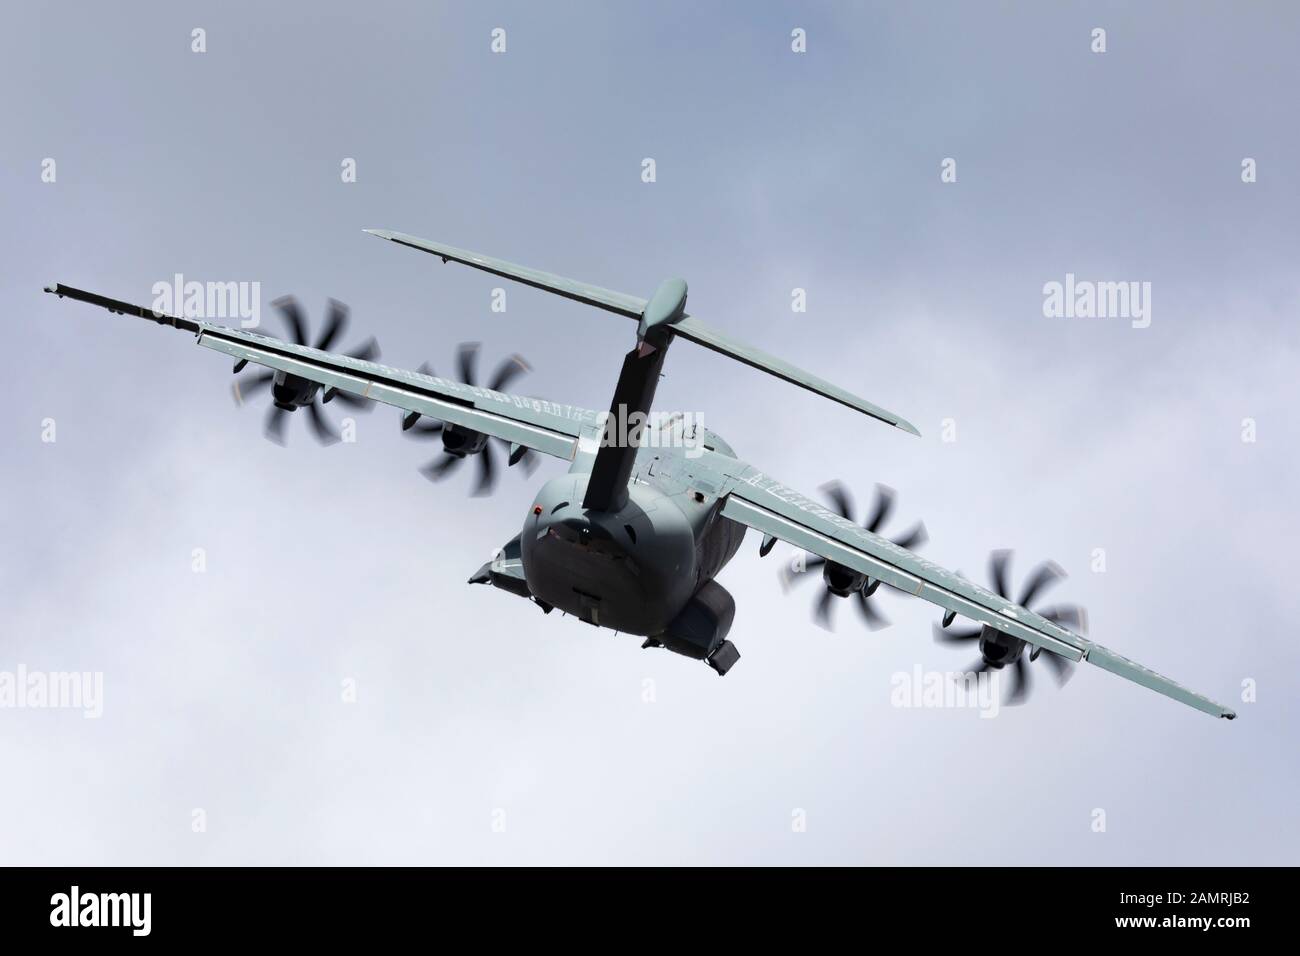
[718,465,1237,720]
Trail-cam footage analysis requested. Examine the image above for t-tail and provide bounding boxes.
[363,230,920,512]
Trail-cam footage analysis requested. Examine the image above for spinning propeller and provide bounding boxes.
[934,549,1088,705]
[780,482,928,631]
[231,296,379,445]
[401,342,539,496]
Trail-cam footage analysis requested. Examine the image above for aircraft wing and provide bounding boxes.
[717,463,1237,720]
[44,284,601,462]
[364,229,919,435]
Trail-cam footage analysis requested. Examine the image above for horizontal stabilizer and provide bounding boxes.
[363,229,645,318]
[364,228,919,437]
[671,316,920,435]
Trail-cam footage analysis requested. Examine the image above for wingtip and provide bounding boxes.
[362,228,392,240]
[896,417,922,438]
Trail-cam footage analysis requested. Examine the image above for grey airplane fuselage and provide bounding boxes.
[519,427,746,636]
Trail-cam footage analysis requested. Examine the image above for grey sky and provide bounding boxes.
[1,1,1296,864]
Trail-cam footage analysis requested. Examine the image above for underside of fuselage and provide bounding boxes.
[522,466,741,633]
[469,430,747,672]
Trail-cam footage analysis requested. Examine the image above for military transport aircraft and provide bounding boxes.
[45,230,1235,719]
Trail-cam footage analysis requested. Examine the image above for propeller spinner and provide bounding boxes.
[934,549,1088,705]
[780,482,928,632]
[231,296,379,445]
[401,342,539,496]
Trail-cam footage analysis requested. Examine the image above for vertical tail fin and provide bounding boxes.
[582,343,668,511]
